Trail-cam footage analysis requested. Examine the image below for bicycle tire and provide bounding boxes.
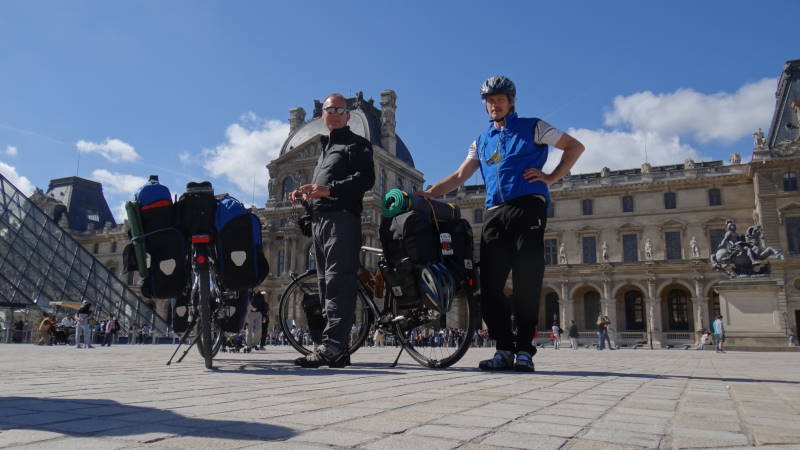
[197,264,214,369]
[393,291,477,369]
[278,270,373,356]
[197,319,223,359]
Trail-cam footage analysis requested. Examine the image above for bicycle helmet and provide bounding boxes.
[419,264,446,313]
[430,263,455,312]
[480,76,516,100]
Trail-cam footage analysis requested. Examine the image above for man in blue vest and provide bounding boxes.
[419,76,585,371]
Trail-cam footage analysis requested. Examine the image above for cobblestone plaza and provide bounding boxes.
[1,345,799,449]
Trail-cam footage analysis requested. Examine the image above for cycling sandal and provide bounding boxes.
[514,351,535,372]
[478,350,514,371]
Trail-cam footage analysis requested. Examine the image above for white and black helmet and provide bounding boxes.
[418,263,455,314]
[480,76,516,100]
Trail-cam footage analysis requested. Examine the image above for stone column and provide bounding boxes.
[380,90,397,156]
[283,238,289,277]
[288,107,306,133]
[560,281,573,328]
[646,274,663,347]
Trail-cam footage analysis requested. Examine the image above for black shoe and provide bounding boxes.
[294,347,349,368]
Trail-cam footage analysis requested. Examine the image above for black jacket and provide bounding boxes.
[310,126,375,215]
[568,324,579,338]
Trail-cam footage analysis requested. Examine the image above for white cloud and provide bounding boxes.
[112,201,128,224]
[0,161,35,195]
[3,145,18,157]
[178,151,191,165]
[545,129,698,174]
[201,113,290,194]
[604,78,776,143]
[76,138,139,162]
[90,169,148,197]
[545,78,775,174]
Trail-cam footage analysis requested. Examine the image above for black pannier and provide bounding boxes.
[378,259,423,309]
[215,195,269,290]
[302,293,325,345]
[438,218,474,286]
[128,176,187,299]
[379,210,439,266]
[176,181,217,236]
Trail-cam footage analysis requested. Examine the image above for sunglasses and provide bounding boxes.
[323,106,348,115]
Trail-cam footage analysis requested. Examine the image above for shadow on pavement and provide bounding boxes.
[211,358,399,375]
[536,370,800,384]
[0,397,295,441]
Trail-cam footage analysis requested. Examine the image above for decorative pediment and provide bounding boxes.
[616,223,643,241]
[659,219,687,235]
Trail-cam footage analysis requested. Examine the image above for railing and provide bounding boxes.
[618,332,646,342]
[664,332,692,341]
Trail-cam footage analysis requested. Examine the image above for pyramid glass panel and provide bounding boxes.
[0,173,170,337]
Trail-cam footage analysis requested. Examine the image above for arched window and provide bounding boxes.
[667,289,690,331]
[380,170,387,194]
[624,290,645,331]
[277,250,285,276]
[282,177,295,201]
[544,292,559,328]
[583,291,601,329]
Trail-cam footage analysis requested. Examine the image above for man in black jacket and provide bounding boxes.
[289,93,375,368]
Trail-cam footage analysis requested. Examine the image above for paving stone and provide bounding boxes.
[362,433,460,450]
[287,428,382,446]
[408,424,489,440]
[669,427,750,448]
[521,414,593,427]
[503,421,583,438]
[0,428,66,447]
[434,413,509,428]
[565,439,647,450]
[4,437,130,449]
[480,431,566,449]
[336,416,417,433]
[581,428,662,448]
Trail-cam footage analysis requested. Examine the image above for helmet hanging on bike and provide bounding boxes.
[418,263,454,314]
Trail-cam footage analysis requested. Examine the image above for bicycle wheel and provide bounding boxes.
[197,318,223,359]
[279,270,373,356]
[393,291,477,368]
[197,264,214,369]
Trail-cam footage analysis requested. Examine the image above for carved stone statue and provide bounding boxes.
[559,242,568,265]
[684,158,695,169]
[690,236,700,259]
[601,241,609,261]
[710,220,784,277]
[600,167,610,178]
[793,98,800,135]
[644,239,654,261]
[641,163,652,175]
[729,152,741,165]
[753,128,766,149]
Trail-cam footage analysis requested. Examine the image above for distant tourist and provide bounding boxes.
[102,315,117,347]
[551,322,561,350]
[75,300,94,349]
[712,315,726,353]
[568,320,579,350]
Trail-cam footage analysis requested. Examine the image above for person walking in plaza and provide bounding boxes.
[290,93,375,368]
[37,315,57,345]
[568,320,579,349]
[419,76,585,372]
[75,300,94,349]
[102,315,117,347]
[602,315,614,350]
[551,322,561,350]
[713,314,726,353]
[596,314,608,350]
[245,303,262,351]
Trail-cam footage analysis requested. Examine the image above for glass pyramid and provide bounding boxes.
[0,173,170,338]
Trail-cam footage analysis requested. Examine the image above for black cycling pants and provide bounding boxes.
[479,196,547,354]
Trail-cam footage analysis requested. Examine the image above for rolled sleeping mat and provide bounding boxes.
[381,188,413,218]
[125,201,149,278]
[381,188,461,222]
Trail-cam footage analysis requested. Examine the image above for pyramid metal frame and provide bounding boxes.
[0,173,170,337]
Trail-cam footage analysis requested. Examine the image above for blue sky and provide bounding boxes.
[1,1,798,221]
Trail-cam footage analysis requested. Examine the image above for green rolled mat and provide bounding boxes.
[125,201,149,278]
[381,188,413,218]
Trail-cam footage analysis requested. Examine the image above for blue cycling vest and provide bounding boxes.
[476,112,551,208]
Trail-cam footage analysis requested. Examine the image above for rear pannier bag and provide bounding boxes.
[378,259,423,309]
[176,181,217,236]
[379,211,439,266]
[439,218,474,286]
[302,293,325,345]
[129,177,187,299]
[215,195,269,290]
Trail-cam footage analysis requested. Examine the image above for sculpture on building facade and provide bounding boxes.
[753,128,766,149]
[559,242,568,264]
[690,236,700,258]
[729,152,741,165]
[601,241,609,261]
[644,239,654,261]
[710,220,784,277]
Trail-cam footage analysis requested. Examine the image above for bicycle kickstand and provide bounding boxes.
[166,321,198,366]
[175,333,201,364]
[390,345,405,368]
